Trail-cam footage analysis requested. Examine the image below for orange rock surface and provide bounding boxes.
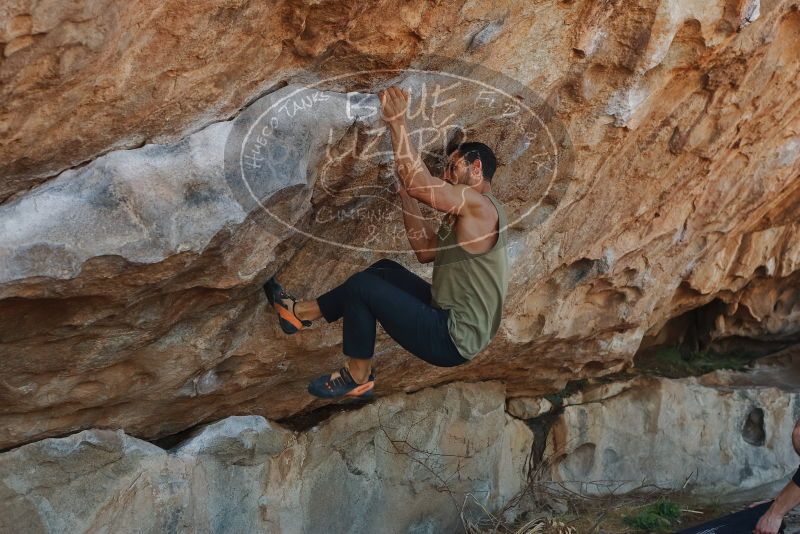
[0,0,798,450]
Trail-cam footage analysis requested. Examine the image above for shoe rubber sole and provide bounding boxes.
[263,277,309,334]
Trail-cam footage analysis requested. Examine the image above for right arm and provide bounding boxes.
[398,189,438,263]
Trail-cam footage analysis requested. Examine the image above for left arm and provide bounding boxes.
[755,475,800,534]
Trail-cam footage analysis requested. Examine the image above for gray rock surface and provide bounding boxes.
[5,370,800,532]
[0,85,381,286]
[0,382,533,534]
[547,359,800,497]
[506,396,553,419]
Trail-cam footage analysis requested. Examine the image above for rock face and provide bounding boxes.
[1,0,800,451]
[4,369,799,534]
[0,382,534,534]
[546,353,800,496]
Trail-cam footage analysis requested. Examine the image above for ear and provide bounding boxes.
[471,159,483,180]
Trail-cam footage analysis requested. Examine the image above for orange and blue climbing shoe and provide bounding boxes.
[263,276,312,334]
[308,366,375,400]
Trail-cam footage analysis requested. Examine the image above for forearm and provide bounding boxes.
[399,191,436,257]
[767,478,800,518]
[388,121,429,195]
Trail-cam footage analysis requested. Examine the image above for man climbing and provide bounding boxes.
[263,86,509,400]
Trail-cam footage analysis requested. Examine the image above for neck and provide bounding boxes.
[461,176,492,195]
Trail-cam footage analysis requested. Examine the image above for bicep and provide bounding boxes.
[407,177,472,215]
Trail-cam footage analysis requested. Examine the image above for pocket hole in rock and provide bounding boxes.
[742,407,765,446]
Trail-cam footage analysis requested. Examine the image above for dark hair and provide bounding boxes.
[447,142,497,183]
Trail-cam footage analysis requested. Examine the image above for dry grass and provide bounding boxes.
[371,403,735,534]
[458,445,723,534]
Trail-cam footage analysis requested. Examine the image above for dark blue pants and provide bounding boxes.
[316,259,468,367]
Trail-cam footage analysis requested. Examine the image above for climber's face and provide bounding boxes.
[443,151,483,187]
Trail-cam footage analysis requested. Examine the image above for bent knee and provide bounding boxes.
[344,270,375,293]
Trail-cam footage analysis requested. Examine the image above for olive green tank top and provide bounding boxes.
[430,192,509,360]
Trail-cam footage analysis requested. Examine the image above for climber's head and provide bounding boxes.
[443,142,497,188]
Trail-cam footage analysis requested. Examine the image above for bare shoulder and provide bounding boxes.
[445,185,490,215]
[470,190,498,220]
[454,190,499,232]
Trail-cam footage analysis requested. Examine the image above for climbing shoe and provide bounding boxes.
[307,366,375,400]
[263,276,312,334]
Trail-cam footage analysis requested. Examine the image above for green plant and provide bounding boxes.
[623,499,682,532]
[637,345,759,378]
